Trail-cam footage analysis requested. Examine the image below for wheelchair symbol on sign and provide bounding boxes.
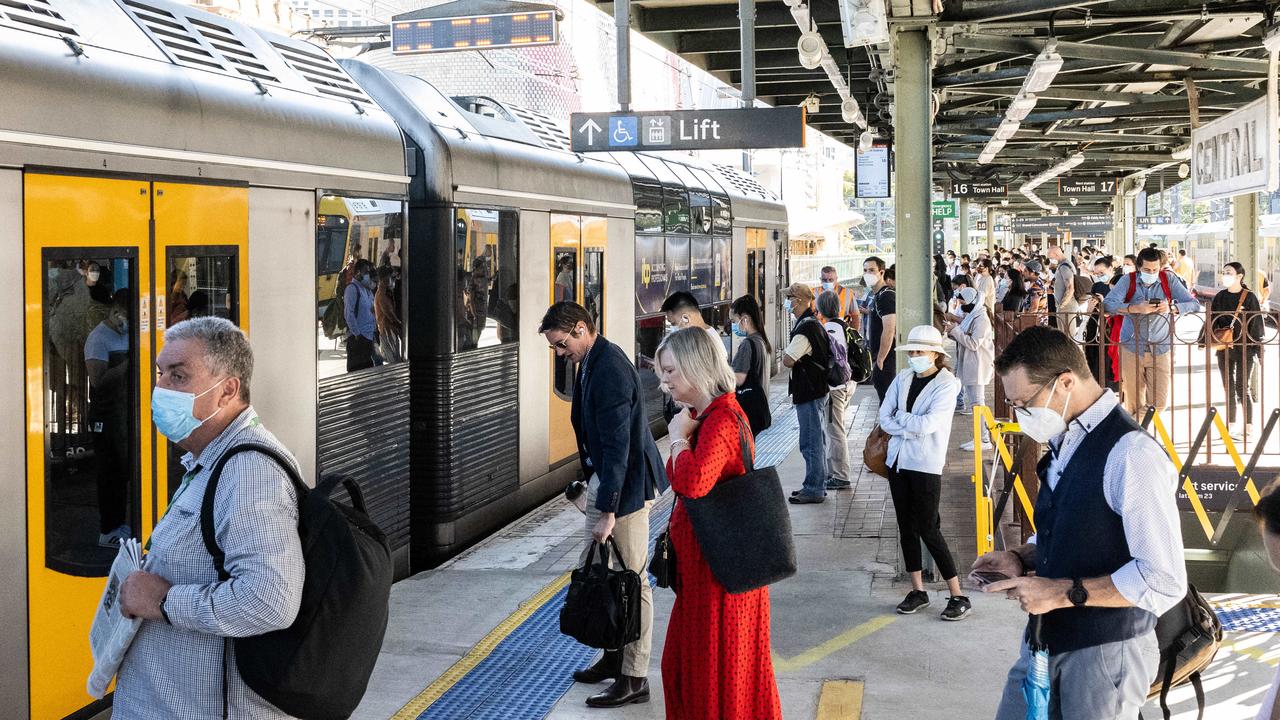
[608,116,638,147]
[613,121,633,144]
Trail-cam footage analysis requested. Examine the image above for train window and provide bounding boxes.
[43,252,138,577]
[316,196,407,378]
[633,181,663,234]
[663,184,691,235]
[584,249,604,333]
[457,208,519,352]
[690,191,712,235]
[712,195,732,235]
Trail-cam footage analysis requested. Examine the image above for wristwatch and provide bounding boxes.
[1067,578,1088,607]
[159,591,172,625]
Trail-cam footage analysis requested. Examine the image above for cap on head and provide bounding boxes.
[784,283,815,302]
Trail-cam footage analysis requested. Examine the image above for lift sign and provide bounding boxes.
[570,108,805,152]
[392,11,558,54]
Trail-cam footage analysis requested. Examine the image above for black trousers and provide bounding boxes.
[1215,348,1257,424]
[887,465,958,581]
[872,354,897,403]
[347,334,375,372]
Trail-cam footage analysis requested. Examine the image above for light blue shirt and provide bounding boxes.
[343,281,376,341]
[1103,272,1201,355]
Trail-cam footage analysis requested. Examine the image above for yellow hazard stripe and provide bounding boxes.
[390,572,572,719]
[816,679,865,719]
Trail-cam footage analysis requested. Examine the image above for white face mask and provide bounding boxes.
[908,355,934,374]
[821,280,835,291]
[863,273,879,287]
[1015,378,1071,444]
[87,270,100,282]
[1222,273,1238,288]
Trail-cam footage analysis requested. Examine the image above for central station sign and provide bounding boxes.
[950,180,1007,199]
[569,107,805,152]
[1192,97,1272,202]
[1057,177,1118,196]
[1012,213,1114,232]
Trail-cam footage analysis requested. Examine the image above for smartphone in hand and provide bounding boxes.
[968,570,1010,588]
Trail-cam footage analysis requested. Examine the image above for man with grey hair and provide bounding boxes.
[116,316,305,719]
[815,290,852,491]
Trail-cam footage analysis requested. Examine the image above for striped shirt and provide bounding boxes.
[114,408,305,719]
[1031,391,1187,617]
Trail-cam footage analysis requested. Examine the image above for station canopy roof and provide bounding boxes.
[606,0,1274,214]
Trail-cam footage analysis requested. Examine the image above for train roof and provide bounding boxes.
[0,0,406,194]
[341,59,635,217]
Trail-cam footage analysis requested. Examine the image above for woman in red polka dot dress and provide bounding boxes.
[656,328,782,720]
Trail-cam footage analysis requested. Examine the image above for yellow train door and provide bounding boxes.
[23,174,247,719]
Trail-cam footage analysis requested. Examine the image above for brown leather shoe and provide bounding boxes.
[572,650,621,684]
[586,675,650,708]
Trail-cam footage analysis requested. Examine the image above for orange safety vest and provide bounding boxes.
[836,285,857,321]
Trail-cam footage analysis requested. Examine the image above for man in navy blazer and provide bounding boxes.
[540,302,668,708]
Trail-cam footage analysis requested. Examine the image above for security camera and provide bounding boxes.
[803,94,821,114]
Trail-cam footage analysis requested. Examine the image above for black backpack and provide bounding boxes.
[1144,584,1222,720]
[843,322,873,383]
[200,443,392,720]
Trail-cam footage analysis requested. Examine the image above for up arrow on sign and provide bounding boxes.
[578,118,603,146]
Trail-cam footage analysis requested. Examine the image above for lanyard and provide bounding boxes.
[144,466,200,551]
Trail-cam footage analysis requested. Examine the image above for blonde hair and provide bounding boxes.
[657,327,735,399]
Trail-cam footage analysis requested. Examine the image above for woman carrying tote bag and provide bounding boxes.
[656,328,782,720]
[879,325,971,621]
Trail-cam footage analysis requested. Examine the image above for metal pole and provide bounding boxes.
[986,206,996,254]
[738,0,755,172]
[616,0,631,112]
[1233,192,1260,289]
[892,28,934,343]
[1123,192,1137,255]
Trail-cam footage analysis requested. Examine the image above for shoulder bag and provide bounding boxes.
[734,336,772,436]
[648,520,677,591]
[1209,291,1248,352]
[682,413,797,594]
[863,424,890,477]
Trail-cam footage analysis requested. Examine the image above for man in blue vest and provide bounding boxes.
[973,326,1186,720]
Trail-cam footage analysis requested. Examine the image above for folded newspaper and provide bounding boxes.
[86,538,144,698]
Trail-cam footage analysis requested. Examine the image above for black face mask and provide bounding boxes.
[961,303,976,314]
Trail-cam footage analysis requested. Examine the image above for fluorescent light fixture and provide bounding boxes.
[1024,50,1063,93]
[839,0,889,47]
[993,119,1020,141]
[1061,152,1085,170]
[978,149,996,165]
[1006,93,1037,122]
[798,31,825,70]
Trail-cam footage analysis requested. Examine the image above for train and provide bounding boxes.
[0,0,789,717]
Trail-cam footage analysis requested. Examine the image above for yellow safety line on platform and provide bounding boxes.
[771,615,896,673]
[390,572,572,720]
[816,679,865,719]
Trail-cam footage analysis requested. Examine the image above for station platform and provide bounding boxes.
[353,376,1280,720]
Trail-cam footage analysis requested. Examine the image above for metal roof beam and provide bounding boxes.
[947,87,1184,104]
[952,33,1268,73]
[678,25,844,54]
[942,0,1112,23]
[635,2,840,33]
[941,68,1265,88]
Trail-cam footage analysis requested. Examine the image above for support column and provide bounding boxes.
[958,198,969,255]
[1233,192,1260,289]
[1111,191,1126,257]
[892,28,933,341]
[738,0,754,172]
[615,0,631,111]
[1123,192,1137,255]
[986,206,996,254]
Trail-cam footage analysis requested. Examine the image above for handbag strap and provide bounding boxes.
[689,407,756,474]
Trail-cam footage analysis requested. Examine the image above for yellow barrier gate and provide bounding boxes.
[971,405,1280,557]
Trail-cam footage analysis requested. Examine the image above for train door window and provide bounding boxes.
[583,215,607,335]
[42,252,138,576]
[747,250,759,306]
[456,208,518,352]
[550,213,582,400]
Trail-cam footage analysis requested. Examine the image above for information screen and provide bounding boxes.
[856,144,891,198]
[392,12,557,53]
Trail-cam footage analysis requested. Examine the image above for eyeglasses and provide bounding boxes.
[1005,372,1067,410]
[549,327,581,350]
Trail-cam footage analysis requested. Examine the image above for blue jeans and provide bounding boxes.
[795,396,829,497]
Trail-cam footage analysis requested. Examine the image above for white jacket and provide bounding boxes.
[878,368,961,475]
[949,310,995,387]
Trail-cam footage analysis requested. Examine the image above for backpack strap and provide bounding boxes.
[1160,270,1172,301]
[200,442,306,582]
[1124,272,1138,303]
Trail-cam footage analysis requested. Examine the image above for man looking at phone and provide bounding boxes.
[972,327,1186,720]
[1102,247,1201,417]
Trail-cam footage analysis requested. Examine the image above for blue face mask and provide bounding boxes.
[732,322,747,338]
[152,379,227,442]
[821,281,835,292]
[1139,271,1161,285]
[784,299,793,314]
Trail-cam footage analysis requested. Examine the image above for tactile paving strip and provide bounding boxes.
[416,498,675,720]
[1216,606,1280,633]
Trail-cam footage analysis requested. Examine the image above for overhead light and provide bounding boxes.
[978,149,996,165]
[798,31,826,70]
[858,128,874,152]
[841,96,863,124]
[1023,47,1063,94]
[1006,93,1037,122]
[839,0,889,47]
[1178,163,1190,179]
[993,119,1020,141]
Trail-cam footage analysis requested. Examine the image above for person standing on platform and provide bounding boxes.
[1103,247,1201,418]
[973,258,997,315]
[657,329,782,720]
[949,287,995,448]
[540,302,668,708]
[729,294,772,393]
[782,283,831,505]
[816,291,852,491]
[820,264,862,327]
[879,326,970,620]
[977,326,1186,720]
[1049,245,1080,336]
[662,291,726,360]
[863,256,897,402]
[1212,263,1264,439]
[343,259,377,373]
[1176,248,1197,288]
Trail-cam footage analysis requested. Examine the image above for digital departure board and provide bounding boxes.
[392,11,558,54]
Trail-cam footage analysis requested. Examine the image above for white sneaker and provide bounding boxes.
[960,440,993,452]
[97,525,131,549]
[1245,424,1256,438]
[1227,423,1244,441]
[958,408,974,416]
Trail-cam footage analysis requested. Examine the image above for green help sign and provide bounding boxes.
[931,200,957,218]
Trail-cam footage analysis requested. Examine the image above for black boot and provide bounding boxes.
[586,675,650,708]
[572,650,622,684]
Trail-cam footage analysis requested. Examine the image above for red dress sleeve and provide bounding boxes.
[667,406,751,499]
